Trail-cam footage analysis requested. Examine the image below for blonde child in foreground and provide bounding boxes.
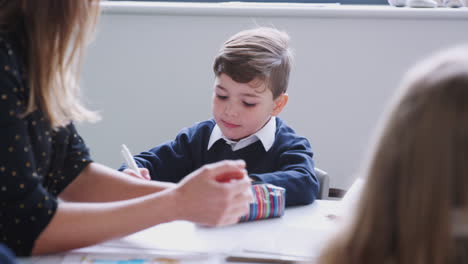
[319,45,468,264]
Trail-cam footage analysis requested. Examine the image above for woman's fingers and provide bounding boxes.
[216,201,251,226]
[210,182,253,227]
[175,160,253,227]
[219,174,253,199]
[204,160,246,180]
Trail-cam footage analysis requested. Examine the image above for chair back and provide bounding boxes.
[315,167,330,199]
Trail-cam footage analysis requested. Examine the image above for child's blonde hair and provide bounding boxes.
[213,27,292,99]
[0,0,101,128]
[319,45,468,264]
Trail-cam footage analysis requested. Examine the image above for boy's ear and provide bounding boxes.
[272,93,288,116]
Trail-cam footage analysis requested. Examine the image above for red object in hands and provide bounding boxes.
[215,171,244,183]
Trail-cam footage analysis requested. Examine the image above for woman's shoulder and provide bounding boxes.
[0,31,19,58]
[0,31,26,95]
[0,35,13,66]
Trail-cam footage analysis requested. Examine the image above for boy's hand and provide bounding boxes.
[122,168,151,181]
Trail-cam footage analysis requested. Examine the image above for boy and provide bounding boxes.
[120,27,319,206]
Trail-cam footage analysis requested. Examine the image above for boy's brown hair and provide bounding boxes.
[213,27,292,99]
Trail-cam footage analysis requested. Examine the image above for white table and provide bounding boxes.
[19,200,342,264]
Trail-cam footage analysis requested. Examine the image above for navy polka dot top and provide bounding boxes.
[0,31,93,256]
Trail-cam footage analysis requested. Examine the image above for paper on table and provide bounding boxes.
[62,253,221,264]
[63,202,342,263]
[17,255,66,264]
[69,220,226,260]
[232,202,340,259]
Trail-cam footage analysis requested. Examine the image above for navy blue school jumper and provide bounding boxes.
[119,118,319,206]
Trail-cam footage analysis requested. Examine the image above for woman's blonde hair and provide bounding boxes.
[319,46,468,264]
[0,0,100,128]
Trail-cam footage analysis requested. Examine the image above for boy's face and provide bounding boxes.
[212,73,287,141]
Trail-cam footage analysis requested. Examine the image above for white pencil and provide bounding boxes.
[121,144,142,177]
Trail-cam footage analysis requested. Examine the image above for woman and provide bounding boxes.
[318,46,468,263]
[0,0,252,257]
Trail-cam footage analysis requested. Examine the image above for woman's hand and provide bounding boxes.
[174,160,253,227]
[122,168,151,180]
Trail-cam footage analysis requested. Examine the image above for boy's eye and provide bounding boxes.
[216,95,228,100]
[243,102,257,107]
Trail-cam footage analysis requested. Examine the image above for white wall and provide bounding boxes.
[79,2,468,189]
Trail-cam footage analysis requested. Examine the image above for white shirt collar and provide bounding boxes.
[207,117,276,152]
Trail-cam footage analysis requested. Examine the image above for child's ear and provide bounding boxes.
[272,93,288,116]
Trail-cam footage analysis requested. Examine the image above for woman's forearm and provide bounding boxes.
[32,188,180,255]
[34,160,252,256]
[59,163,176,202]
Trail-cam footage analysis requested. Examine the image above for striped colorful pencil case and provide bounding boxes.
[239,183,286,222]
